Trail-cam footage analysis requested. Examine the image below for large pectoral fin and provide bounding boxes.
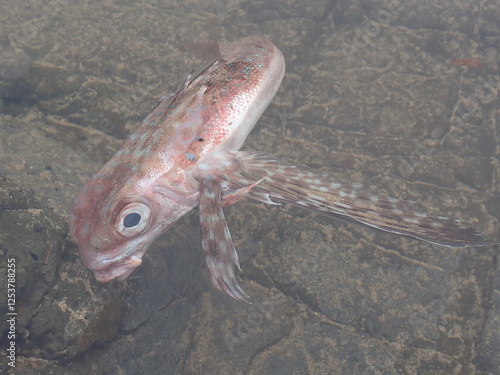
[199,177,250,302]
[234,152,494,247]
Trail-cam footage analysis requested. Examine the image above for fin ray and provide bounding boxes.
[233,152,492,247]
[199,177,250,302]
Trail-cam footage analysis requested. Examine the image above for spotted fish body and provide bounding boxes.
[70,36,492,302]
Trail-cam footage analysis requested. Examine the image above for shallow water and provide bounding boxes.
[0,0,499,374]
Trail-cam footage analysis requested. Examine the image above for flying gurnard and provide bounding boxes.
[69,36,493,302]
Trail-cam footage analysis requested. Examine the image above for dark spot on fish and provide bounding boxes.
[198,137,204,142]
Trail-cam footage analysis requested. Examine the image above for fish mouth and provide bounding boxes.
[91,254,143,282]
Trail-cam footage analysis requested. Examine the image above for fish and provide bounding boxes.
[69,36,494,303]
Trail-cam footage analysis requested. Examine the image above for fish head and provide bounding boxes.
[69,167,197,283]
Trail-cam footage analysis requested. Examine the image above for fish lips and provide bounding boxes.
[91,254,143,282]
[81,244,150,283]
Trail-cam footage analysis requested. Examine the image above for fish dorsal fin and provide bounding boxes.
[186,41,223,61]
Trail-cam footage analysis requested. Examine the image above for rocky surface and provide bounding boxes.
[0,0,498,374]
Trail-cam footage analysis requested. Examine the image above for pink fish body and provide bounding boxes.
[70,36,285,298]
[70,36,492,302]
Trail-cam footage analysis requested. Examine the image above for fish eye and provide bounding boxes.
[123,212,141,228]
[116,202,151,237]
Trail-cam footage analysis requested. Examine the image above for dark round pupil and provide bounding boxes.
[123,212,141,228]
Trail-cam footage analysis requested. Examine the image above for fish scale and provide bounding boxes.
[70,36,495,303]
